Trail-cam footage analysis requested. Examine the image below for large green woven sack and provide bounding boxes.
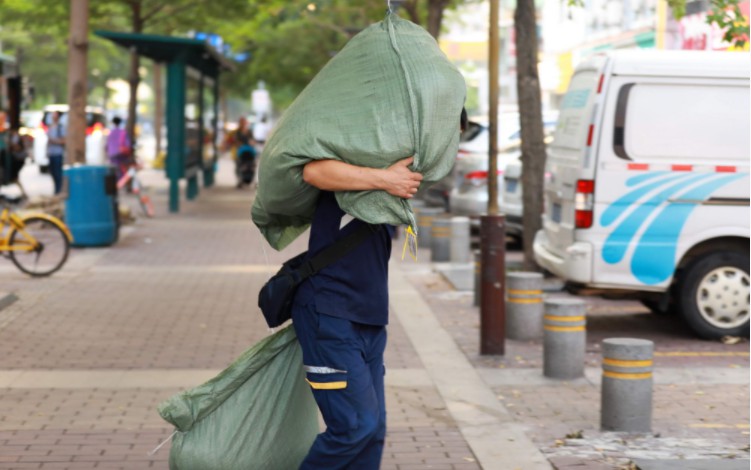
[252,14,466,250]
[158,326,318,470]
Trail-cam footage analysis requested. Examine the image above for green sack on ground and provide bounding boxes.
[252,14,466,250]
[158,326,318,470]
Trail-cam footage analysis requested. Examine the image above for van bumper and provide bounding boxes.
[533,231,592,283]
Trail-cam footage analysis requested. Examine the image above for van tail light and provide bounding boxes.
[575,179,595,229]
[597,73,605,94]
[465,170,502,187]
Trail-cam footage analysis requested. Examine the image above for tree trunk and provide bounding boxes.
[66,0,89,165]
[126,1,143,155]
[514,0,546,270]
[400,0,421,25]
[426,0,449,39]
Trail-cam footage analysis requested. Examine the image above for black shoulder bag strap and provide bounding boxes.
[296,223,382,279]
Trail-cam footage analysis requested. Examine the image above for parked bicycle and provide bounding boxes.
[0,194,72,276]
[117,163,154,218]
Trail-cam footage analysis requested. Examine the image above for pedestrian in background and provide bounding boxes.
[46,111,65,195]
[222,116,255,188]
[106,116,131,181]
[252,115,271,148]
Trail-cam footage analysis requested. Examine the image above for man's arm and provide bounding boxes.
[302,157,423,199]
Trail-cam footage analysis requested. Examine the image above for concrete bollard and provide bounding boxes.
[473,250,481,307]
[543,298,586,379]
[430,217,451,262]
[416,207,443,249]
[505,272,544,340]
[600,338,654,432]
[450,216,471,263]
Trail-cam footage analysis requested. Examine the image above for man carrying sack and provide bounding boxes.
[253,13,467,469]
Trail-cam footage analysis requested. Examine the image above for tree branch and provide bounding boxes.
[401,0,421,24]
[146,0,211,28]
[142,3,168,23]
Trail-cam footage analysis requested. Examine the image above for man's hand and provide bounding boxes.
[303,157,423,199]
[380,157,423,199]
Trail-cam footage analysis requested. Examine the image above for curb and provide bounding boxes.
[389,265,552,470]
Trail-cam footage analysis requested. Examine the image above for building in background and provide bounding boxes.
[440,0,748,114]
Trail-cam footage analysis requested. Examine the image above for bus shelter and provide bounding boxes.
[95,31,233,213]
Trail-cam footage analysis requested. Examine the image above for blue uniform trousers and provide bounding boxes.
[292,297,387,470]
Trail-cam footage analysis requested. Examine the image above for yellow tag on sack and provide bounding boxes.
[401,225,418,261]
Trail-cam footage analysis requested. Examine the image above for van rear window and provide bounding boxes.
[552,70,598,153]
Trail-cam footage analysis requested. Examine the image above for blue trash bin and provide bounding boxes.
[64,166,119,247]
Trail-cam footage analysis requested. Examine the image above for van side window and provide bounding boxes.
[619,83,750,162]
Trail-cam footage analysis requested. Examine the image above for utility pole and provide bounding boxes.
[66,0,89,165]
[487,0,500,217]
[480,0,506,356]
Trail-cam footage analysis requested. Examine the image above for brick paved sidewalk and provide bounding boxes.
[0,160,484,470]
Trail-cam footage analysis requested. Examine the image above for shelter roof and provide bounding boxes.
[94,30,234,77]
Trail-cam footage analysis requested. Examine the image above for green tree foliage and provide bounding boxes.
[211,1,388,109]
[703,0,749,48]
[0,0,469,112]
[0,0,250,106]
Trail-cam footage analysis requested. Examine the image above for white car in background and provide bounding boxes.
[499,158,524,242]
[449,112,558,224]
[33,105,108,168]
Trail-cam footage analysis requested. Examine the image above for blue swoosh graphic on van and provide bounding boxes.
[631,173,747,285]
[602,173,714,264]
[601,173,690,227]
[626,171,670,187]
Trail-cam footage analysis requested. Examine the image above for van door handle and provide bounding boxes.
[669,198,750,206]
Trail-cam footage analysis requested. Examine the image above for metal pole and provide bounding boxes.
[480,215,506,355]
[66,0,89,165]
[487,0,500,215]
[153,62,163,159]
[166,60,186,213]
[479,0,505,356]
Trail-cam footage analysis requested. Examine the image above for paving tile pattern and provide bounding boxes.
[0,162,478,469]
[399,248,750,469]
[403,261,750,370]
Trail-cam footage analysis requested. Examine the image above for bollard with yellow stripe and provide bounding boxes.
[415,207,443,249]
[430,216,451,262]
[600,338,654,432]
[506,272,545,340]
[543,298,587,379]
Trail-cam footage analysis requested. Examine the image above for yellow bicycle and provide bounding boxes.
[0,195,72,276]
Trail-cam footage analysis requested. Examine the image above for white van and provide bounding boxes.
[533,50,749,339]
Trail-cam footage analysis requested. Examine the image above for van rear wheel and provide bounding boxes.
[678,252,749,340]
